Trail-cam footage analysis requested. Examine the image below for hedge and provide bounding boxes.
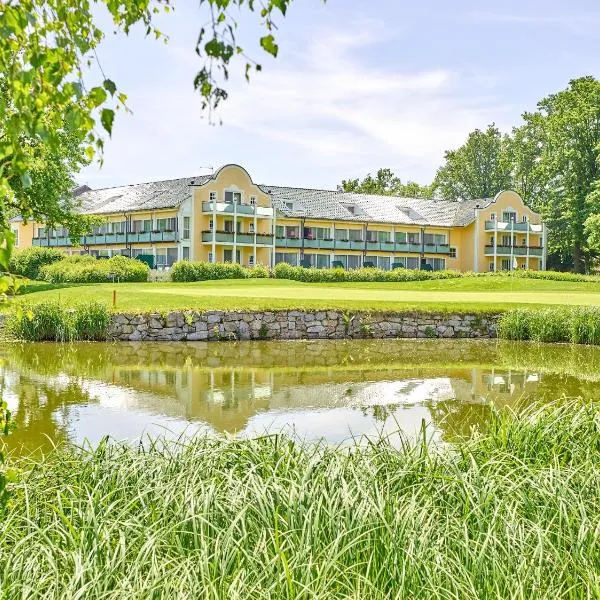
[9,247,65,279]
[170,261,268,282]
[39,255,149,283]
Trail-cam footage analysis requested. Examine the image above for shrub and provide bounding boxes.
[272,263,463,283]
[9,247,65,279]
[498,306,600,345]
[39,255,149,283]
[171,261,249,282]
[247,264,270,279]
[5,300,110,341]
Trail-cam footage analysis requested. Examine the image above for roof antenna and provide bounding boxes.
[198,165,214,174]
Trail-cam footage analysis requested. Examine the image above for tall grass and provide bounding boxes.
[498,306,600,344]
[5,300,110,341]
[1,401,599,598]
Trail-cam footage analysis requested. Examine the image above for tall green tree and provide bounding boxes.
[434,124,512,201]
[339,168,434,198]
[511,77,600,272]
[1,0,313,236]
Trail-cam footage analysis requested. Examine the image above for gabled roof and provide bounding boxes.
[260,185,492,228]
[77,175,212,215]
[73,168,492,227]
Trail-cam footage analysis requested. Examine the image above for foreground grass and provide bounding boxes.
[11,277,600,313]
[1,401,599,598]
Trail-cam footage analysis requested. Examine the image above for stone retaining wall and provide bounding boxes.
[109,311,499,342]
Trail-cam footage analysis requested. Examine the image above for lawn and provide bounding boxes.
[12,276,600,312]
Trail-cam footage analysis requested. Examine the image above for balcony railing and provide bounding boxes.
[484,220,542,233]
[202,201,274,217]
[32,230,177,247]
[201,231,275,245]
[485,245,544,256]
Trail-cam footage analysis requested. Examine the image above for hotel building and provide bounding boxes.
[12,163,546,272]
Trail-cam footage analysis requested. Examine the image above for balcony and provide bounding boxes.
[202,232,274,245]
[485,245,544,256]
[202,201,274,217]
[150,231,177,243]
[484,220,540,232]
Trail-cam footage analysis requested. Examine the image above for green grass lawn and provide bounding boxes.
[11,276,600,312]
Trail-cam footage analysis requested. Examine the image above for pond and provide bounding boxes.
[1,339,599,454]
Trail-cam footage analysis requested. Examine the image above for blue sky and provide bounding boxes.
[80,0,600,190]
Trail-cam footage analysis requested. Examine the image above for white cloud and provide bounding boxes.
[81,16,511,188]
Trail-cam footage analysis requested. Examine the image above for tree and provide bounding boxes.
[511,77,600,273]
[339,168,434,198]
[1,0,314,235]
[434,124,512,201]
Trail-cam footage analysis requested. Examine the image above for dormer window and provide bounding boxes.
[285,201,294,210]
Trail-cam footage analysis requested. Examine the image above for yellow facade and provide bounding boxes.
[14,164,545,273]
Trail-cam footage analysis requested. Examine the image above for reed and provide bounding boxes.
[1,400,599,598]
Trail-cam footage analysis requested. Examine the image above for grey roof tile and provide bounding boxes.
[74,171,490,228]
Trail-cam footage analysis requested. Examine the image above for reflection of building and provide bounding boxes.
[11,164,546,272]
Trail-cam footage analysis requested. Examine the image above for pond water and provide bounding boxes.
[1,339,600,454]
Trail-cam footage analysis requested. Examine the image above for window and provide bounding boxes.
[347,255,361,269]
[335,229,348,241]
[522,215,528,223]
[209,191,217,201]
[224,191,242,204]
[333,255,347,268]
[209,219,214,230]
[249,255,255,266]
[489,262,495,272]
[501,259,511,271]
[490,213,496,220]
[378,256,390,271]
[406,257,420,270]
[208,251,214,263]
[502,235,512,247]
[348,229,362,242]
[377,231,391,243]
[249,223,255,234]
[304,227,329,240]
[110,221,127,234]
[182,246,190,261]
[249,196,256,206]
[316,254,330,269]
[224,220,233,233]
[395,231,407,244]
[37,227,46,238]
[275,253,299,266]
[502,211,516,222]
[285,226,300,239]
[183,217,190,240]
[449,247,457,258]
[407,232,420,244]
[11,228,19,247]
[156,218,177,232]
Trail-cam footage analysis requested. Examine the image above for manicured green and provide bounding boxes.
[2,401,599,598]
[8,276,600,313]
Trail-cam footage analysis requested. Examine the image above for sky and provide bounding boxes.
[80,0,600,191]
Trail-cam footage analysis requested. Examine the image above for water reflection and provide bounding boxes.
[2,339,600,454]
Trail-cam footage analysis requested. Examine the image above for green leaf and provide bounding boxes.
[260,34,278,57]
[100,109,115,137]
[88,86,107,107]
[103,79,117,96]
[20,172,32,189]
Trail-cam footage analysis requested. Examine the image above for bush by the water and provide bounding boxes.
[9,246,65,279]
[498,306,600,344]
[39,255,149,283]
[5,300,110,341]
[170,260,269,282]
[1,400,599,598]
